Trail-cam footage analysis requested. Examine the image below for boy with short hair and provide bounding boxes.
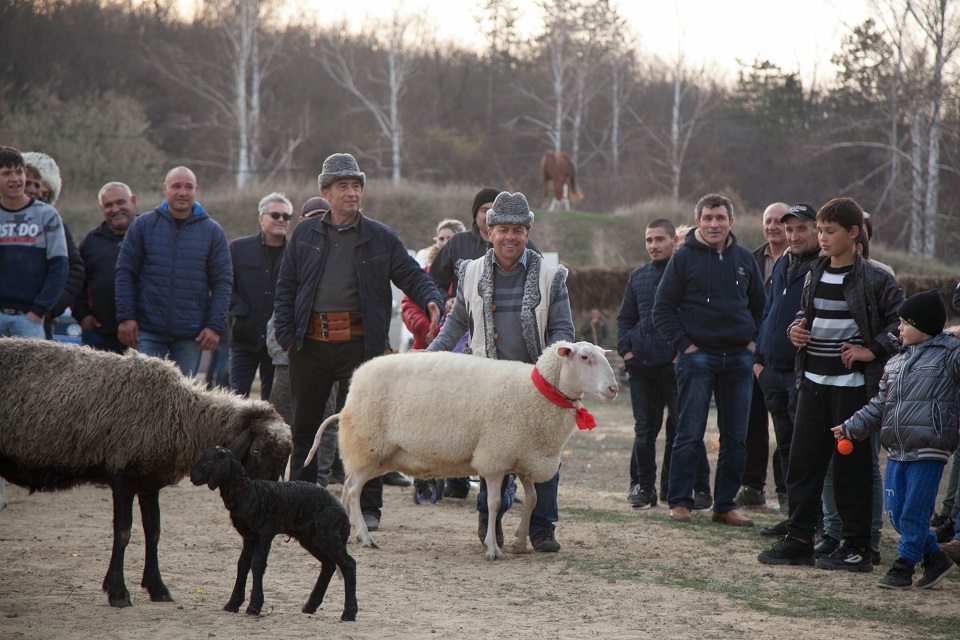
[833,289,959,589]
[758,197,903,570]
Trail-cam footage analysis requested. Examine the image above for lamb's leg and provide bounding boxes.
[245,537,274,615]
[103,483,134,607]
[300,544,336,615]
[138,490,172,602]
[482,475,504,561]
[510,475,538,553]
[337,549,358,621]
[224,537,254,612]
[346,471,378,548]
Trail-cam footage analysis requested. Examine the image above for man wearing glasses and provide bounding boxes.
[227,192,293,399]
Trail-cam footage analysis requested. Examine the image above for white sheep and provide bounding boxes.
[304,340,618,560]
[0,338,292,607]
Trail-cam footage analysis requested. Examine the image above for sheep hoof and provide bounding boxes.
[341,610,357,622]
[510,542,531,554]
[245,605,261,616]
[148,589,174,603]
[107,593,133,608]
[223,602,241,613]
[484,546,503,561]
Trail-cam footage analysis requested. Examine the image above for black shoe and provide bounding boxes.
[631,488,658,510]
[444,479,470,499]
[693,490,713,512]
[935,520,956,543]
[931,512,950,528]
[383,471,413,487]
[916,550,957,589]
[362,512,380,532]
[759,520,789,537]
[815,541,874,572]
[878,558,914,590]
[627,484,641,504]
[872,548,882,566]
[530,529,560,553]
[757,535,815,566]
[814,535,840,558]
[478,512,504,548]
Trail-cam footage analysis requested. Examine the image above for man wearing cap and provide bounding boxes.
[274,153,443,531]
[427,191,575,553]
[752,203,822,536]
[227,192,292,399]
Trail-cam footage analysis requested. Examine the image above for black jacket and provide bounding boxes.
[51,221,85,318]
[274,212,443,358]
[617,259,675,369]
[73,221,123,336]
[229,232,285,352]
[430,222,539,299]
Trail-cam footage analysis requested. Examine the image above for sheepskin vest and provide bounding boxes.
[460,249,565,362]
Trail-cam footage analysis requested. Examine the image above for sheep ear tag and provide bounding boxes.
[530,366,597,431]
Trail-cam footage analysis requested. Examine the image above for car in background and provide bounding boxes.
[52,309,82,345]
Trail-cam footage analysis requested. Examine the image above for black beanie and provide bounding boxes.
[472,187,501,220]
[898,289,946,337]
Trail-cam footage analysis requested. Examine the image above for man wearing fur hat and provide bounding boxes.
[428,191,575,553]
[275,152,443,531]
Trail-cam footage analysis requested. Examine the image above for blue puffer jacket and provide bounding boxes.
[617,259,675,369]
[115,203,232,338]
[754,247,820,370]
[274,212,443,359]
[842,332,960,463]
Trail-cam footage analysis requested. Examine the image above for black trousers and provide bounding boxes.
[785,379,873,547]
[289,339,383,517]
[741,378,772,491]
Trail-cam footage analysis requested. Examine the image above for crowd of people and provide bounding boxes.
[3,143,960,589]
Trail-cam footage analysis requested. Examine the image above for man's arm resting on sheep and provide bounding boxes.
[425,287,469,352]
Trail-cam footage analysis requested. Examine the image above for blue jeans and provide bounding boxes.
[478,471,560,538]
[137,331,202,377]
[229,346,275,399]
[884,459,944,564]
[628,363,709,496]
[0,312,45,339]
[81,329,126,353]
[668,348,753,513]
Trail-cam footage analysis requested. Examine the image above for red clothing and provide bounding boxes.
[401,296,431,349]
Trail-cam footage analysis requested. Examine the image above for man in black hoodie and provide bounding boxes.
[654,193,766,526]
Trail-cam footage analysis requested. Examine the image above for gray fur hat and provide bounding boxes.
[486,191,534,228]
[318,153,366,191]
[22,151,62,205]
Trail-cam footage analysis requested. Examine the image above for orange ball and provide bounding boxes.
[837,438,853,455]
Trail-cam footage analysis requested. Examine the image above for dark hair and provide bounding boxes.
[816,197,863,233]
[647,218,677,237]
[856,228,870,260]
[0,146,24,171]
[863,216,874,241]
[695,193,734,220]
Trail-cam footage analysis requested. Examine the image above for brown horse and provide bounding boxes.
[540,152,584,210]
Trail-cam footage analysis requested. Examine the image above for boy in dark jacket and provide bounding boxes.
[834,290,959,589]
[758,198,903,571]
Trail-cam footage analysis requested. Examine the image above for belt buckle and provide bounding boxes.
[321,328,330,339]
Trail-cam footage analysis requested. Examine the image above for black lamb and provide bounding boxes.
[190,446,358,620]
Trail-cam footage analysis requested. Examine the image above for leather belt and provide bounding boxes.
[306,311,364,342]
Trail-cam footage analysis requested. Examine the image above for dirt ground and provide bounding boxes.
[2,395,958,640]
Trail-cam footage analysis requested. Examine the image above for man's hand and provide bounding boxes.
[25,311,43,324]
[623,351,633,362]
[840,343,875,369]
[195,327,221,351]
[753,363,764,379]
[444,298,455,315]
[79,315,102,332]
[426,301,441,337]
[789,318,810,348]
[747,341,756,353]
[683,344,699,354]
[118,319,139,348]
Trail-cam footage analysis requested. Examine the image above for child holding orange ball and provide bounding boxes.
[832,289,960,590]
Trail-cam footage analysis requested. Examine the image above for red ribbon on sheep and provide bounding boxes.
[530,366,597,431]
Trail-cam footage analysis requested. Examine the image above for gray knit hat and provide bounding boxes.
[318,153,366,191]
[486,192,534,228]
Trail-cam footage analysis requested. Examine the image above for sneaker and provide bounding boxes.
[935,519,956,543]
[815,540,874,572]
[735,486,767,508]
[878,558,914,590]
[757,535,815,566]
[940,538,960,562]
[693,490,713,512]
[814,535,840,558]
[530,529,560,553]
[478,512,504,548]
[931,512,950,528]
[916,550,957,589]
[759,520,789,537]
[631,488,658,510]
[627,484,641,504]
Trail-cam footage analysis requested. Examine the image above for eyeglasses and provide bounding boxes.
[265,211,292,221]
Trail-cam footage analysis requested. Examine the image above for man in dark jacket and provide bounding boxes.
[618,219,710,510]
[73,182,138,353]
[274,153,443,532]
[115,166,232,376]
[654,193,766,527]
[752,203,821,536]
[228,192,291,399]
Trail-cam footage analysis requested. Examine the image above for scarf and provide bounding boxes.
[530,366,596,431]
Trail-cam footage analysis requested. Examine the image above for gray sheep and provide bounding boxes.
[0,338,292,608]
[191,446,358,620]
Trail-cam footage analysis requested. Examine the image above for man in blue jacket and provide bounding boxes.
[115,166,232,376]
[274,153,443,532]
[654,193,766,526]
